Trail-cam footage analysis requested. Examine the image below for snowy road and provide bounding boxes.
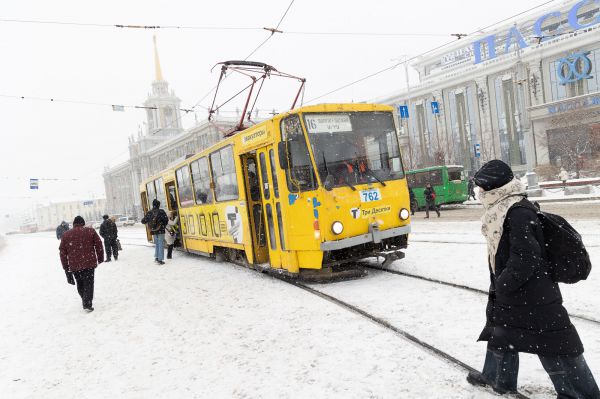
[1,216,599,398]
[1,229,499,399]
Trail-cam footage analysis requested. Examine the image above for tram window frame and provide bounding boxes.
[156,177,167,208]
[210,146,239,202]
[246,158,261,201]
[276,202,285,250]
[269,149,279,198]
[259,152,271,200]
[175,165,195,207]
[280,115,318,193]
[190,157,213,205]
[265,203,277,250]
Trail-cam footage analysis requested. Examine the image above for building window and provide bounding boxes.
[494,76,525,166]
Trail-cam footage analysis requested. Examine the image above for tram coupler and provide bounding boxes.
[377,250,405,268]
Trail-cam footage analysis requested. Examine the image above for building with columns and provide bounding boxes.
[103,37,237,218]
[379,0,600,181]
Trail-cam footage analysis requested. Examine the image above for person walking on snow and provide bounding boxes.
[99,214,119,262]
[423,183,440,218]
[59,216,104,312]
[56,221,70,240]
[467,177,476,201]
[141,199,169,265]
[467,159,600,397]
[165,211,179,260]
[559,167,569,187]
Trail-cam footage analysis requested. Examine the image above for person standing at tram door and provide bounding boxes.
[424,183,440,218]
[165,211,179,260]
[59,216,104,312]
[99,214,119,262]
[141,199,169,265]
[467,160,600,397]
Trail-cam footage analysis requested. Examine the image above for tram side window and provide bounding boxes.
[156,177,167,208]
[146,182,157,203]
[210,146,239,202]
[281,115,317,192]
[190,157,213,204]
[176,166,195,207]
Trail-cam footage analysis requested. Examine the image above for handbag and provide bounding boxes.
[117,239,122,251]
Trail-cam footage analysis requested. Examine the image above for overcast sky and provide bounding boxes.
[0,0,552,225]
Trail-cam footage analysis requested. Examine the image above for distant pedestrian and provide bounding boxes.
[56,221,70,240]
[467,178,476,201]
[408,187,417,215]
[99,214,119,262]
[467,160,599,397]
[141,199,169,265]
[59,216,104,312]
[165,211,179,260]
[423,183,440,218]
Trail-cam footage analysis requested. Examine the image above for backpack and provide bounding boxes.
[514,200,591,284]
[149,210,162,232]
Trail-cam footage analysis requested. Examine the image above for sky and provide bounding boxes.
[0,0,553,224]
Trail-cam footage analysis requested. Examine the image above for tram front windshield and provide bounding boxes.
[304,112,404,188]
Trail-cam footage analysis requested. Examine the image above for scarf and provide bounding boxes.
[479,178,527,273]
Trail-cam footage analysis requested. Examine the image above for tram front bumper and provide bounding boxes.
[320,224,411,251]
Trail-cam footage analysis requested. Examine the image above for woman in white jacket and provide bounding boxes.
[165,212,179,260]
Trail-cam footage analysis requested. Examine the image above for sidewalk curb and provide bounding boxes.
[461,196,600,207]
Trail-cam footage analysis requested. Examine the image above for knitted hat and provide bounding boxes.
[152,199,160,208]
[73,216,85,226]
[473,160,514,191]
[102,214,109,220]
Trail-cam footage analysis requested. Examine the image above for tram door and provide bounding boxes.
[241,154,269,265]
[255,146,284,269]
[140,191,152,242]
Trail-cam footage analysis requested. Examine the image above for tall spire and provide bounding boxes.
[153,35,164,81]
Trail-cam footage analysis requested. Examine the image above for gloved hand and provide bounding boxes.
[65,271,75,285]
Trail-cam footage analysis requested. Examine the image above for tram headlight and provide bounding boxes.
[399,208,410,220]
[331,221,344,235]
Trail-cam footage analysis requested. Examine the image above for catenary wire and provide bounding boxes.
[244,0,296,60]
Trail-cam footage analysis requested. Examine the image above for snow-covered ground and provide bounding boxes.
[1,228,500,399]
[1,218,599,398]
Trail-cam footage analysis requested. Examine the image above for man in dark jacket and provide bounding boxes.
[423,183,440,218]
[56,221,70,240]
[408,187,417,215]
[467,160,599,397]
[467,177,476,201]
[99,214,119,262]
[59,216,104,312]
[141,199,169,265]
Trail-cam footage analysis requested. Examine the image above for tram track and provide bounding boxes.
[365,265,600,326]
[279,276,532,399]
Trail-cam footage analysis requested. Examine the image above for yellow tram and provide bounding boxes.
[140,103,411,279]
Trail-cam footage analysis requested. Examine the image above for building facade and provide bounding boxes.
[380,0,600,181]
[35,199,107,231]
[103,37,237,218]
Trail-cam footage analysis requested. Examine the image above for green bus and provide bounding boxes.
[406,165,468,210]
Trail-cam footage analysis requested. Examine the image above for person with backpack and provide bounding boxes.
[56,221,70,240]
[141,199,169,265]
[423,183,440,218]
[467,160,599,397]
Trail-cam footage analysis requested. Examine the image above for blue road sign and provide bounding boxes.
[83,200,94,206]
[30,178,39,190]
[398,105,409,119]
[431,101,440,114]
[474,143,481,158]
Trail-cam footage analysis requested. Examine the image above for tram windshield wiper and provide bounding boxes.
[363,165,386,187]
[343,177,357,191]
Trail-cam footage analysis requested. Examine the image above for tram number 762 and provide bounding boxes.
[360,188,381,203]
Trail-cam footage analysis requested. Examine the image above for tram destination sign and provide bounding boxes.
[304,114,352,133]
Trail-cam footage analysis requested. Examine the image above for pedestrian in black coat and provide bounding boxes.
[408,187,417,215]
[467,159,599,397]
[56,221,70,240]
[423,183,440,218]
[99,214,119,262]
[141,199,169,264]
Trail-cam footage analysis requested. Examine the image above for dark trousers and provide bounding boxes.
[425,201,440,217]
[73,268,95,309]
[104,238,118,260]
[481,346,600,398]
[167,244,174,259]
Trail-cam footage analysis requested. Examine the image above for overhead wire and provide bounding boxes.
[305,0,557,103]
[244,0,296,60]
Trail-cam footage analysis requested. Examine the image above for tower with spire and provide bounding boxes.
[143,35,183,137]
